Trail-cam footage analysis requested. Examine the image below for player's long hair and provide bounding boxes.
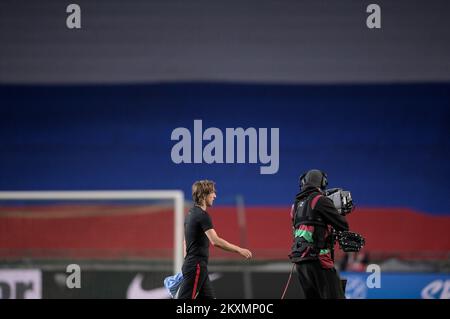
[192,180,216,205]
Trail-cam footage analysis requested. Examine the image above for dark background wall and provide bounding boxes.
[1,0,450,84]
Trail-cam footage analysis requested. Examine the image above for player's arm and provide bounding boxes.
[183,238,186,258]
[205,229,252,259]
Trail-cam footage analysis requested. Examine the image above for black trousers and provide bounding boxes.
[177,261,215,299]
[295,260,346,299]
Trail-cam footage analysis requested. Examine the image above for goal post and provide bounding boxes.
[0,190,185,274]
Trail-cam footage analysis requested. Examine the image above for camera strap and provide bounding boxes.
[311,194,322,210]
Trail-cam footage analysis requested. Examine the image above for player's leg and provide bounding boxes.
[196,268,216,299]
[177,263,201,299]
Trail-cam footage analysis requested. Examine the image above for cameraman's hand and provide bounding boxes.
[238,248,253,259]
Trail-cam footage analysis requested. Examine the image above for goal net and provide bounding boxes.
[0,191,185,274]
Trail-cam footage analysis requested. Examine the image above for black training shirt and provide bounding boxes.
[184,206,214,263]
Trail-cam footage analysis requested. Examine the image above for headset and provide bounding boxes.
[299,169,328,190]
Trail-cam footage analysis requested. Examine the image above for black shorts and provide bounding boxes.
[177,261,215,299]
[295,260,346,299]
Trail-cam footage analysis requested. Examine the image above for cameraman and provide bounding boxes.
[289,169,349,299]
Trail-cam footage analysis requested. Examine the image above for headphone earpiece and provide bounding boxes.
[299,173,306,188]
[320,171,328,189]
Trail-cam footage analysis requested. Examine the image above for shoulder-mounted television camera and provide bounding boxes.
[324,188,354,216]
[324,188,365,252]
